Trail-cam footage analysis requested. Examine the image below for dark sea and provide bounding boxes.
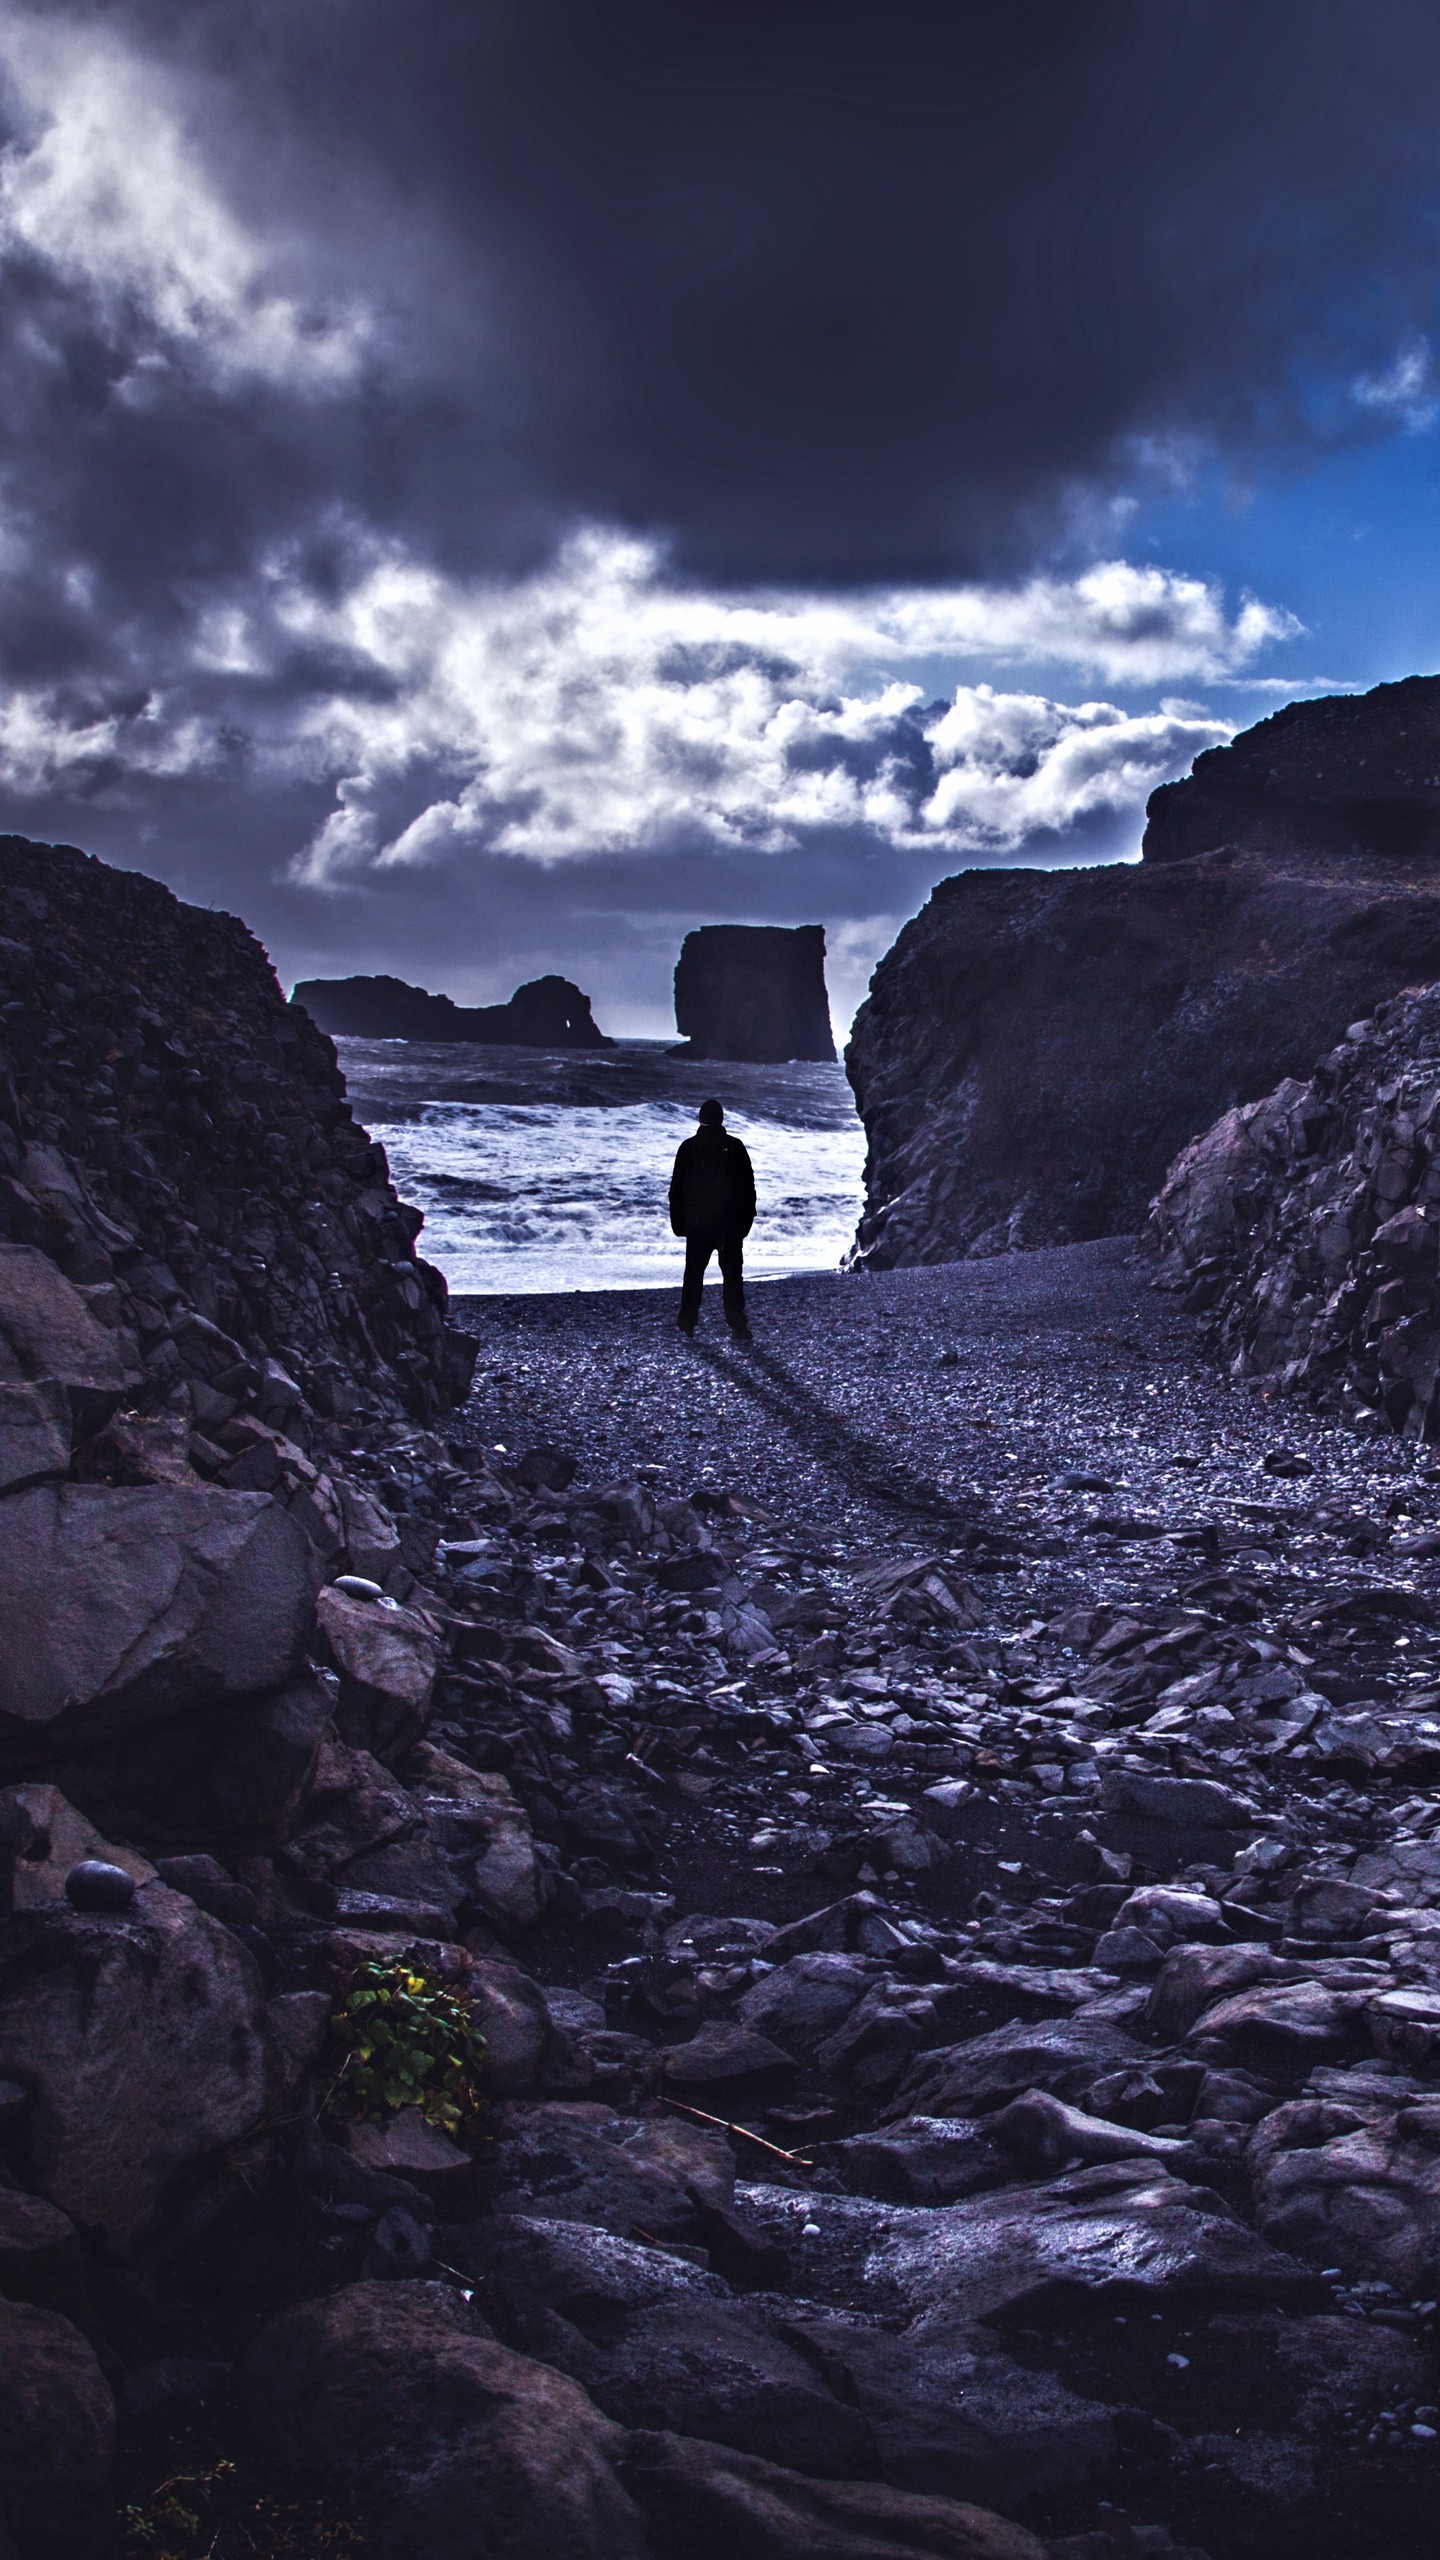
[336,1037,867,1294]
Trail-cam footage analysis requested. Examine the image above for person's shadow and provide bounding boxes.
[687,1333,967,1523]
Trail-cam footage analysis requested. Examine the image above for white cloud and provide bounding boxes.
[922,685,1231,847]
[0,525,1272,875]
[1354,336,1439,432]
[0,11,367,391]
[266,531,1246,881]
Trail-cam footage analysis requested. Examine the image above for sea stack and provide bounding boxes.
[291,972,612,1048]
[673,924,835,1063]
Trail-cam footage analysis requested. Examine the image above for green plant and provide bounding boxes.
[321,1952,486,2136]
[121,2458,367,2558]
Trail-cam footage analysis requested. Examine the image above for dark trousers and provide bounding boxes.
[678,1232,747,1333]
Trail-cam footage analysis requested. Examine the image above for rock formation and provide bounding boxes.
[673,924,835,1062]
[847,677,1440,1267]
[1144,672,1440,867]
[293,970,612,1048]
[1150,979,1440,1435]
[0,836,473,1426]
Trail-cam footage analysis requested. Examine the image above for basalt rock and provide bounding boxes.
[292,971,612,1050]
[0,1482,318,1775]
[673,926,835,1064]
[847,679,1440,1266]
[0,835,474,1426]
[0,1884,274,2251]
[1144,673,1440,867]
[239,2279,646,2560]
[1150,978,1440,1436]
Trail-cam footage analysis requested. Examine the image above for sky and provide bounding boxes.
[3,3,1440,1036]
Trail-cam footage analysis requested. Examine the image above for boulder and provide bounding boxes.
[315,1585,438,1761]
[0,1384,70,1498]
[735,2168,1311,2322]
[1145,1943,1286,2041]
[1098,1769,1254,1829]
[661,2023,796,2094]
[0,2299,115,2560]
[458,2212,730,2344]
[621,2430,1049,2560]
[410,1751,550,1934]
[0,1244,136,1422]
[341,2112,473,2203]
[785,2307,1114,2504]
[822,2117,1011,2206]
[239,2279,645,2560]
[0,1483,318,1773]
[54,1672,331,1852]
[673,925,835,1065]
[0,1885,272,2249]
[0,835,471,1431]
[892,2017,1143,2120]
[1249,2100,1440,2290]
[535,2292,870,2479]
[0,2192,88,2318]
[467,1958,556,2097]
[736,1954,873,2056]
[480,2102,734,2239]
[0,1785,153,1913]
[1187,1979,1369,2069]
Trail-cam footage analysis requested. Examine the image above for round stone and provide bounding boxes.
[332,1574,384,1602]
[64,1860,137,1913]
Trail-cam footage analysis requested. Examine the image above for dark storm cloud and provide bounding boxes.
[0,0,1431,1023]
[9,0,1440,597]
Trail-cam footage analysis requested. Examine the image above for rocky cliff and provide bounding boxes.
[293,970,611,1047]
[673,923,835,1063]
[1144,672,1440,867]
[0,836,475,1428]
[847,678,1440,1267]
[1150,980,1440,1435]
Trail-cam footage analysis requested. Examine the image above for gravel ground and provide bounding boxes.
[455,1233,1440,1606]
[434,1239,1440,2560]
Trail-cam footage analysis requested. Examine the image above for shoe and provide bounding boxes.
[728,1325,752,1342]
[677,1319,696,1336]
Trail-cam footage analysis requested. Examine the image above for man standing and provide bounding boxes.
[669,1098,756,1340]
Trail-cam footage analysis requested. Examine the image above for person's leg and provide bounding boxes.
[678,1235,712,1332]
[718,1238,749,1337]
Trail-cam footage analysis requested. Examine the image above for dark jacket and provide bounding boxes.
[669,1127,756,1240]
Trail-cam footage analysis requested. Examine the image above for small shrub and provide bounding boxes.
[321,1951,486,2137]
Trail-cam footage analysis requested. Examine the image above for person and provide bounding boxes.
[669,1097,755,1339]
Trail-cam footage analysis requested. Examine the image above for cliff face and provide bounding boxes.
[292,971,610,1047]
[1150,984,1440,1435]
[847,677,1440,1267]
[0,837,474,1425]
[673,923,835,1063]
[1144,673,1440,867]
[846,849,1440,1265]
